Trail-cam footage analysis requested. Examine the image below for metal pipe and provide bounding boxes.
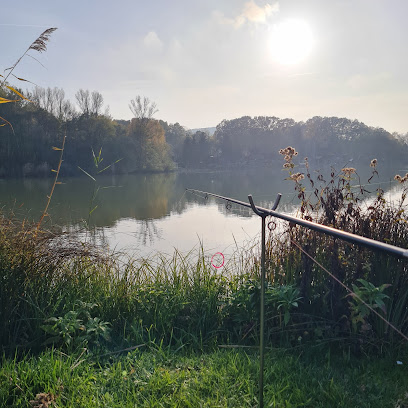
[186,187,408,408]
[259,214,266,408]
[186,188,408,259]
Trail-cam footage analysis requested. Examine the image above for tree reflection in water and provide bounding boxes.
[136,219,162,246]
[0,165,403,257]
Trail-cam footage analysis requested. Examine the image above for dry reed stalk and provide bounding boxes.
[35,130,66,234]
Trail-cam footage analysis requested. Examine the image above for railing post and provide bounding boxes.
[248,194,281,408]
[186,188,408,405]
[259,213,266,408]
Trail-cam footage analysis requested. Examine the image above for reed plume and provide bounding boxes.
[1,27,57,86]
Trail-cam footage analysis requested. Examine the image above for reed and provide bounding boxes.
[1,154,407,356]
[266,149,408,347]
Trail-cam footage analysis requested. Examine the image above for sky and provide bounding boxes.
[1,0,408,133]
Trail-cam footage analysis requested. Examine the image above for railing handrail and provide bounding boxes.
[186,187,408,408]
[186,188,408,259]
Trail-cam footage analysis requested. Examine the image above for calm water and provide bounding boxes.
[0,165,402,260]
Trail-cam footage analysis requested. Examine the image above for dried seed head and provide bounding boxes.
[394,174,403,182]
[370,158,378,168]
[289,172,305,182]
[279,146,299,172]
[341,167,356,175]
[28,28,57,53]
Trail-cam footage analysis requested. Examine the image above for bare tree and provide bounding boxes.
[75,89,91,116]
[53,87,66,120]
[60,99,76,121]
[91,91,104,116]
[75,89,104,116]
[104,105,112,118]
[29,86,72,120]
[28,86,45,107]
[44,87,55,114]
[129,96,158,122]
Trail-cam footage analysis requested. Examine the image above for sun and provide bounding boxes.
[269,19,314,65]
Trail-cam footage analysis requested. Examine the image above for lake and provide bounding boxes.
[0,164,403,261]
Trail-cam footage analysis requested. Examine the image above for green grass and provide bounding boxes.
[1,158,408,406]
[1,208,407,354]
[1,346,407,407]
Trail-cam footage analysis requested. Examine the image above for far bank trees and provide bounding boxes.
[2,80,407,178]
[126,96,173,172]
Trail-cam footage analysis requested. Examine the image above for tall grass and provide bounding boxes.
[266,149,408,347]
[1,153,407,356]
[0,218,257,354]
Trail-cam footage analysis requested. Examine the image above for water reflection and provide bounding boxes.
[0,165,403,256]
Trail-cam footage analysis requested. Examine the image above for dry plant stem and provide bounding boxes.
[1,28,57,86]
[1,28,56,131]
[290,238,408,343]
[0,115,13,131]
[36,131,66,234]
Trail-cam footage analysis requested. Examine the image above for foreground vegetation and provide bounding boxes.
[1,154,407,406]
[2,28,407,406]
[2,347,407,407]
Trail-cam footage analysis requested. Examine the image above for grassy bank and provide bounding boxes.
[2,157,408,354]
[1,156,408,406]
[2,347,407,407]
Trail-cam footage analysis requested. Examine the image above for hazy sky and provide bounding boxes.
[1,0,408,132]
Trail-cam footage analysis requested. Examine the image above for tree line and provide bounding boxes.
[0,87,177,177]
[0,84,407,178]
[211,115,408,168]
[178,115,408,170]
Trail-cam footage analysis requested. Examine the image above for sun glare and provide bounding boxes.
[269,19,314,65]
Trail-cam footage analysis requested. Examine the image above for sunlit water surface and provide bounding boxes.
[0,166,403,263]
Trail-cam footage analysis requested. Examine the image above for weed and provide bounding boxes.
[41,301,111,350]
[273,284,302,327]
[267,147,408,346]
[348,278,390,334]
[78,147,122,228]
[0,149,407,354]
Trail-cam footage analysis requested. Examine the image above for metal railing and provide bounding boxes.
[187,188,408,408]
